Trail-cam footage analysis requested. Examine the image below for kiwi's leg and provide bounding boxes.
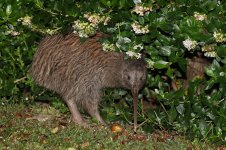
[66,99,88,127]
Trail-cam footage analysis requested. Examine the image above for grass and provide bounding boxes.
[0,103,221,150]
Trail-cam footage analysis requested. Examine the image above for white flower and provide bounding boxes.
[131,22,149,34]
[136,53,142,59]
[213,31,226,43]
[182,38,197,51]
[84,12,111,26]
[133,44,143,50]
[103,16,111,25]
[84,13,102,25]
[102,43,116,52]
[201,45,214,52]
[19,15,32,26]
[204,51,217,58]
[126,51,142,59]
[6,30,20,36]
[194,12,207,21]
[201,44,217,58]
[46,29,56,35]
[126,51,135,57]
[72,20,96,38]
[133,4,152,16]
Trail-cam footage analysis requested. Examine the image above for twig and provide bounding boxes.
[14,76,27,83]
[137,118,150,129]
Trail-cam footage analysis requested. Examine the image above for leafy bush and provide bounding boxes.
[0,0,225,145]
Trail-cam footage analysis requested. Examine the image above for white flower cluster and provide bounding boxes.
[131,22,149,34]
[213,31,226,43]
[133,44,143,50]
[182,38,198,51]
[102,42,116,52]
[72,20,96,38]
[5,24,20,36]
[84,12,110,26]
[133,4,152,16]
[46,29,57,35]
[194,12,207,21]
[18,15,33,26]
[18,15,58,35]
[204,51,217,58]
[201,45,217,58]
[126,51,142,59]
[6,30,20,36]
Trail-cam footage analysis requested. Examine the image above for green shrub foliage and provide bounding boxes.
[0,0,225,144]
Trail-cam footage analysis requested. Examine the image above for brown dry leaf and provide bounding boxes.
[152,131,174,142]
[16,112,23,118]
[64,137,71,142]
[39,134,48,144]
[187,146,193,150]
[129,134,147,141]
[20,133,30,139]
[81,142,90,149]
[59,121,68,127]
[17,133,31,141]
[16,112,32,119]
[217,147,225,150]
[121,139,130,145]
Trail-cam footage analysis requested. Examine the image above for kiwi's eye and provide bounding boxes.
[127,76,130,80]
[140,77,143,81]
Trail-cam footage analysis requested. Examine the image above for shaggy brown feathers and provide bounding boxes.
[30,32,146,127]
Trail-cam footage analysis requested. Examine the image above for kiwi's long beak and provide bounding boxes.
[132,84,139,133]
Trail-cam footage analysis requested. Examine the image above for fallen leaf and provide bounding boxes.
[217,147,225,150]
[39,134,48,144]
[67,148,76,150]
[64,137,71,142]
[110,123,123,133]
[16,112,23,118]
[81,142,90,149]
[187,146,193,150]
[16,112,32,119]
[51,127,59,134]
[121,139,129,145]
[59,121,68,127]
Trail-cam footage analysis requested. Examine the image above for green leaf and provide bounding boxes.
[216,46,226,57]
[159,46,172,56]
[119,0,126,9]
[153,60,171,69]
[168,107,177,123]
[138,17,144,25]
[6,5,12,16]
[199,120,208,136]
[35,0,43,8]
[166,67,173,79]
[176,104,185,115]
[205,79,216,90]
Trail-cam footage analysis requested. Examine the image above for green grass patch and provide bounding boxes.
[0,104,219,150]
